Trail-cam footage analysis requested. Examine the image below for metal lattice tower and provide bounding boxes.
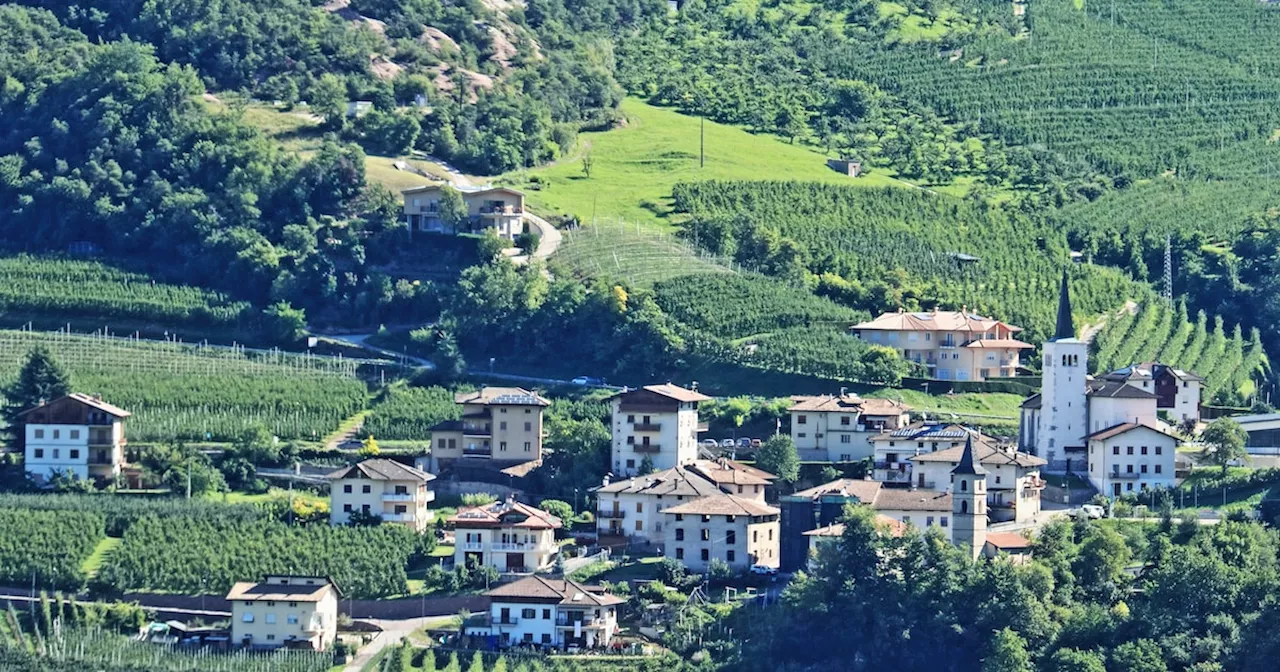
[1162,235,1173,302]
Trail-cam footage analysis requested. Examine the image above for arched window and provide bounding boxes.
[960,480,968,492]
[961,501,968,514]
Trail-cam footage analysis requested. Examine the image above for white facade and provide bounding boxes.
[911,457,1043,524]
[661,508,780,572]
[1086,425,1177,497]
[610,385,709,476]
[1088,396,1157,434]
[227,576,339,651]
[870,424,969,485]
[468,577,623,650]
[1036,337,1090,466]
[788,395,910,462]
[455,526,559,573]
[329,459,436,531]
[20,394,129,485]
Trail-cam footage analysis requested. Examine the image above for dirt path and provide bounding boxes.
[1081,300,1138,343]
[344,616,455,671]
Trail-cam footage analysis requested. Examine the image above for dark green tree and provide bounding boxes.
[3,345,72,452]
[756,435,800,483]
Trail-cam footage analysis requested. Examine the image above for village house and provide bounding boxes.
[1021,274,1181,495]
[849,308,1032,381]
[327,459,436,531]
[401,184,526,241]
[425,387,550,472]
[1098,362,1203,424]
[19,393,130,485]
[466,576,623,650]
[908,441,1046,523]
[803,516,908,568]
[594,459,774,546]
[226,575,340,651]
[871,422,972,485]
[788,392,911,461]
[660,493,781,572]
[983,532,1034,564]
[451,498,562,574]
[609,384,711,477]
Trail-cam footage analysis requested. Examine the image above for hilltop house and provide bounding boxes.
[401,185,526,241]
[594,459,774,546]
[788,392,911,461]
[466,576,623,650]
[659,494,781,572]
[327,459,436,531]
[451,498,562,573]
[609,384,711,477]
[1020,274,1180,495]
[426,387,550,472]
[849,309,1032,381]
[226,575,340,651]
[19,393,130,485]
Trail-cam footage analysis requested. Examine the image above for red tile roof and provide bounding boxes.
[485,575,624,606]
[1083,422,1181,442]
[450,500,563,530]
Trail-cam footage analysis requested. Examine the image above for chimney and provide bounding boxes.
[691,380,699,392]
[93,393,103,401]
[839,386,847,397]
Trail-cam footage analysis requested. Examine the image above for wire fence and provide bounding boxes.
[556,218,740,286]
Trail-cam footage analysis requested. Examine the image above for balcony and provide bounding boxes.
[301,617,325,633]
[383,493,414,502]
[382,513,416,522]
[492,541,555,552]
[632,422,662,432]
[462,446,492,457]
[1025,477,1047,490]
[1111,471,1141,480]
[480,205,523,216]
[633,443,661,454]
[462,426,491,437]
[556,615,607,627]
[460,541,484,551]
[494,615,520,625]
[597,509,626,519]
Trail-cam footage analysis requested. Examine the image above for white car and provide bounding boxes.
[721,439,736,448]
[749,564,778,576]
[1079,504,1105,520]
[570,376,590,386]
[700,439,720,449]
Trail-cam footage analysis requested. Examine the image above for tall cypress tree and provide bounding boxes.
[3,345,72,451]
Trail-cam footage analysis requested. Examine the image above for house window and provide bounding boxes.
[267,634,275,641]
[500,422,507,431]
[636,502,643,513]
[1127,465,1134,473]
[1141,465,1148,473]
[52,449,59,459]
[524,422,532,431]
[287,614,298,624]
[727,550,736,563]
[701,529,710,541]
[362,485,372,494]
[500,441,507,451]
[700,549,710,562]
[726,515,735,523]
[676,529,684,541]
[52,430,59,439]
[726,530,736,544]
[344,485,352,493]
[995,476,1001,484]
[1141,446,1148,455]
[674,514,683,521]
[627,415,635,423]
[541,634,552,644]
[543,609,551,619]
[1126,446,1134,455]
[798,433,807,439]
[34,429,44,439]
[523,633,534,643]
[840,416,850,426]
[626,436,635,445]
[626,459,635,469]
[635,520,643,532]
[1155,465,1162,474]
[769,529,773,540]
[752,530,758,542]
[841,435,851,444]
[1126,483,1133,491]
[289,602,297,608]
[797,415,807,425]
[343,504,352,512]
[521,608,536,619]
[1155,446,1163,455]
[70,430,79,440]
[676,548,684,559]
[902,515,911,524]
[524,442,531,451]
[737,485,743,494]
[265,613,277,624]
[242,612,254,623]
[34,449,44,459]
[941,517,949,527]
[1113,446,1119,455]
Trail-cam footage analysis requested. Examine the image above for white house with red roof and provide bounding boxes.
[19,393,130,485]
[787,392,911,461]
[450,498,563,573]
[849,308,1032,381]
[467,576,624,650]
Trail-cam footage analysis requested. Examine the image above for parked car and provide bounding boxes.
[1078,504,1105,520]
[570,376,590,386]
[750,438,763,448]
[721,438,736,448]
[737,438,752,449]
[700,439,720,449]
[749,564,778,576]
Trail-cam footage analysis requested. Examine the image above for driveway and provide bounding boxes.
[344,616,455,671]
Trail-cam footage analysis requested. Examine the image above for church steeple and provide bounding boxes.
[1053,271,1074,341]
[952,435,988,477]
[951,435,988,560]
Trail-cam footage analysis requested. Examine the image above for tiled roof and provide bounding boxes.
[660,494,779,517]
[687,459,774,486]
[909,441,1046,468]
[455,387,550,407]
[872,488,952,512]
[1086,381,1157,399]
[789,479,883,503]
[402,184,526,198]
[485,575,624,606]
[985,532,1033,550]
[1020,394,1042,410]
[225,576,339,602]
[964,339,1033,349]
[328,459,436,482]
[638,384,712,403]
[450,500,563,530]
[593,467,724,497]
[1083,422,1181,442]
[20,393,132,418]
[851,310,1022,333]
[787,394,910,415]
[804,515,908,538]
[1103,362,1205,383]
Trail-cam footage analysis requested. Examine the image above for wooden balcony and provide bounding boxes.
[633,443,661,454]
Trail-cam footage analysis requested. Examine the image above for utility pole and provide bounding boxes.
[1162,235,1173,302]
[700,116,705,168]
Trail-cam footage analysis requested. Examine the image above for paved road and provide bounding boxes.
[344,616,454,671]
[0,592,230,618]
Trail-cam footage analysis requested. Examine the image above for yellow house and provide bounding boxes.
[426,387,550,471]
[328,459,437,531]
[226,575,340,650]
[850,309,1031,381]
[401,184,526,240]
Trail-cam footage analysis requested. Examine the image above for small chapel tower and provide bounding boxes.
[951,436,988,560]
[1035,272,1089,466]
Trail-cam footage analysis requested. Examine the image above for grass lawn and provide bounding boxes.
[218,488,328,508]
[595,556,666,584]
[502,98,900,232]
[80,537,122,577]
[865,389,1024,429]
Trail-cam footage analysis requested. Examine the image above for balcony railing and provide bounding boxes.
[463,446,492,457]
[383,493,414,502]
[556,615,607,627]
[460,541,484,551]
[494,615,520,625]
[597,509,626,519]
[633,443,661,454]
[383,513,416,522]
[632,422,662,432]
[1111,471,1141,480]
[492,541,556,553]
[480,206,523,216]
[301,617,325,633]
